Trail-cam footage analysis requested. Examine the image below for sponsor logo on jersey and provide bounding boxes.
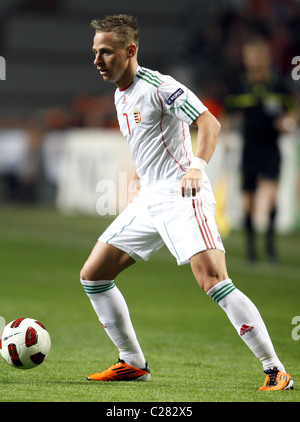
[133,107,142,124]
[166,88,184,105]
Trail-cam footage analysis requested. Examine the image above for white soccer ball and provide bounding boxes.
[0,318,51,370]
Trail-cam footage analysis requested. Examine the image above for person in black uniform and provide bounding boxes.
[225,38,298,263]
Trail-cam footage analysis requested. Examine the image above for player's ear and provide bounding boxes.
[127,44,137,58]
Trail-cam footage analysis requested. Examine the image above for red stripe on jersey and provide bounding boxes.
[156,84,187,173]
[181,122,191,166]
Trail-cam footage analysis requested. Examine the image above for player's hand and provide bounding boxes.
[181,169,202,197]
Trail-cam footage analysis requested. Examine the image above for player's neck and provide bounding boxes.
[116,61,138,91]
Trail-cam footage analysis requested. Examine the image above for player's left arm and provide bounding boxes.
[181,110,221,197]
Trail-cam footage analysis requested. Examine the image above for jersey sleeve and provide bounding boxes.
[157,79,207,124]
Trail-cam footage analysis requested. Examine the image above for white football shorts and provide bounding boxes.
[98,180,225,266]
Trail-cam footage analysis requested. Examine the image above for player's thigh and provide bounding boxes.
[80,241,135,281]
[190,249,229,292]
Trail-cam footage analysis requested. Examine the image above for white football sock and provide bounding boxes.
[207,279,285,372]
[81,279,146,369]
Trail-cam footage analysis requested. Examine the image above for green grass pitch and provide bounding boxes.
[0,205,299,402]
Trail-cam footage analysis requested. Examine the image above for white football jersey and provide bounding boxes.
[114,66,207,190]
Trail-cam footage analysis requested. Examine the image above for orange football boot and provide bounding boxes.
[259,367,294,391]
[87,359,150,381]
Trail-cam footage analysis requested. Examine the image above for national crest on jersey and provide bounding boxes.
[133,107,142,125]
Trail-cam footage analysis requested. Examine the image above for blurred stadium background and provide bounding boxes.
[0,0,300,402]
[0,0,299,231]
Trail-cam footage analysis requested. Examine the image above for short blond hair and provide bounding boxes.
[91,14,139,49]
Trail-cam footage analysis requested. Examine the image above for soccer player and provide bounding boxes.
[80,15,293,390]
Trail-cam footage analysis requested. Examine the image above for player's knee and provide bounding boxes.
[194,272,225,292]
[80,264,98,282]
[200,275,225,293]
[80,270,85,281]
[191,262,228,292]
[80,262,112,282]
[190,250,228,292]
[80,266,89,281]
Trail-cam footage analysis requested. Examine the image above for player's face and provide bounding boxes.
[92,32,132,89]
